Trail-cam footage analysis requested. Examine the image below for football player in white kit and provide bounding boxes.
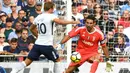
[11,2,80,73]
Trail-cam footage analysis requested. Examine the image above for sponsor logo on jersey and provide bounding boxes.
[82,40,93,46]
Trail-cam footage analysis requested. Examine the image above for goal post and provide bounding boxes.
[66,0,72,65]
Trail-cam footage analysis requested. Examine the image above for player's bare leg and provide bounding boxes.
[11,58,33,73]
[65,66,77,73]
[24,58,33,66]
[88,54,100,73]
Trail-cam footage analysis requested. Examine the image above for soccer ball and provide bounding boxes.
[70,52,81,63]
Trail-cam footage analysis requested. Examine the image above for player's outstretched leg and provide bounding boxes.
[11,58,33,73]
[11,61,26,73]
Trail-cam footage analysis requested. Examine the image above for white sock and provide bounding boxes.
[49,60,54,73]
[54,62,66,73]
[11,61,26,73]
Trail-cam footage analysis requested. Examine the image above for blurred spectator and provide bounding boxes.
[72,6,84,21]
[22,16,30,28]
[0,17,15,42]
[71,41,77,52]
[22,16,32,35]
[86,0,94,13]
[97,10,115,35]
[98,0,109,9]
[3,38,20,54]
[22,0,36,17]
[8,22,22,42]
[8,3,18,21]
[0,12,7,28]
[28,16,34,25]
[105,0,120,20]
[114,25,129,43]
[1,0,12,14]
[81,0,94,14]
[0,33,9,51]
[118,10,130,28]
[120,0,130,15]
[30,1,42,18]
[20,42,34,55]
[17,0,27,9]
[80,9,90,26]
[106,31,114,50]
[13,10,26,27]
[82,9,90,20]
[28,42,34,51]
[93,4,103,25]
[18,28,30,53]
[72,6,84,27]
[114,34,129,53]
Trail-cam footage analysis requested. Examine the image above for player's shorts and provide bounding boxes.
[69,52,100,67]
[28,44,59,62]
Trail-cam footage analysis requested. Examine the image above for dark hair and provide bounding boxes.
[6,17,13,22]
[93,4,102,14]
[10,38,18,43]
[85,15,96,21]
[18,10,25,14]
[44,2,55,11]
[21,28,29,33]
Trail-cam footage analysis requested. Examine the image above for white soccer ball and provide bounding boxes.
[70,52,81,63]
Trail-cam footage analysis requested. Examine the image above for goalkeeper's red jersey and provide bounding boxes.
[68,26,106,55]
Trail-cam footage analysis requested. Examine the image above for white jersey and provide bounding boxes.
[33,13,57,45]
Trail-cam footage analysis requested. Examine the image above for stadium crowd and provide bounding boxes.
[0,0,130,62]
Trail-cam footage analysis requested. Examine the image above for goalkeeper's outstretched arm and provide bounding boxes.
[60,35,71,44]
[56,35,71,50]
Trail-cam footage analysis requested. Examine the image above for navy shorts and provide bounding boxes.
[28,44,59,62]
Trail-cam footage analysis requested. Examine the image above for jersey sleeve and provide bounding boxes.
[68,27,80,38]
[99,34,106,46]
[51,14,58,21]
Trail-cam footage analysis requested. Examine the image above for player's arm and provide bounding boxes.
[101,45,109,59]
[60,35,71,44]
[101,41,113,72]
[53,18,80,25]
[56,28,79,50]
[56,35,71,50]
[60,27,79,44]
[30,24,38,38]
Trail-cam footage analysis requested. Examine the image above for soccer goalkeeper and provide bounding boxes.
[57,15,113,73]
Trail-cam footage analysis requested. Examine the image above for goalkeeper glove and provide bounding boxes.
[105,58,114,72]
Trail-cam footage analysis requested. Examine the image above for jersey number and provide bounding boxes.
[37,23,54,35]
[38,23,46,34]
